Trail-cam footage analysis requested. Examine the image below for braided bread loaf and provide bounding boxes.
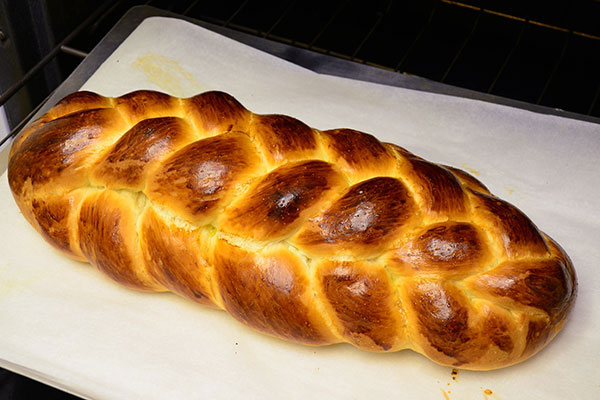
[8,90,576,370]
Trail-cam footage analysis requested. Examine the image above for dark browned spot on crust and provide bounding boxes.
[147,131,260,223]
[8,108,121,194]
[471,190,549,258]
[408,281,473,364]
[523,317,552,357]
[140,208,215,306]
[323,128,396,172]
[444,165,491,195]
[30,197,73,255]
[295,177,415,254]
[545,235,578,301]
[470,258,575,320]
[93,117,190,188]
[407,158,467,215]
[115,90,175,122]
[221,160,344,240]
[213,240,332,345]
[251,114,317,163]
[186,91,249,134]
[483,312,514,353]
[78,192,153,290]
[319,262,398,351]
[396,222,489,274]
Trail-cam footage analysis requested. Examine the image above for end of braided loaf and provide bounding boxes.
[8,90,577,370]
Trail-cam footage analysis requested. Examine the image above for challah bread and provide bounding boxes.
[8,90,577,370]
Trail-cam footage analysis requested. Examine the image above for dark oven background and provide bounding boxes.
[1,0,599,398]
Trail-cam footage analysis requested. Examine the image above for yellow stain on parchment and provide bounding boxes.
[0,264,14,295]
[460,163,481,177]
[132,54,206,97]
[0,263,38,298]
[506,188,515,195]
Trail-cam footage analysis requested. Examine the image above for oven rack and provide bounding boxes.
[1,0,600,149]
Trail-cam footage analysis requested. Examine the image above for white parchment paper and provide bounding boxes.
[1,17,599,400]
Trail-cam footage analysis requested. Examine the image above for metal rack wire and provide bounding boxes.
[0,0,120,147]
[171,0,600,115]
[1,0,599,150]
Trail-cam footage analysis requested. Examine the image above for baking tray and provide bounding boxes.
[1,5,599,400]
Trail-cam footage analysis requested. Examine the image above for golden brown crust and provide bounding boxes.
[401,158,468,217]
[294,177,416,257]
[388,222,494,279]
[91,117,195,190]
[220,160,345,241]
[140,207,216,306]
[146,131,262,225]
[7,90,577,370]
[213,240,337,345]
[317,260,406,351]
[250,114,318,166]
